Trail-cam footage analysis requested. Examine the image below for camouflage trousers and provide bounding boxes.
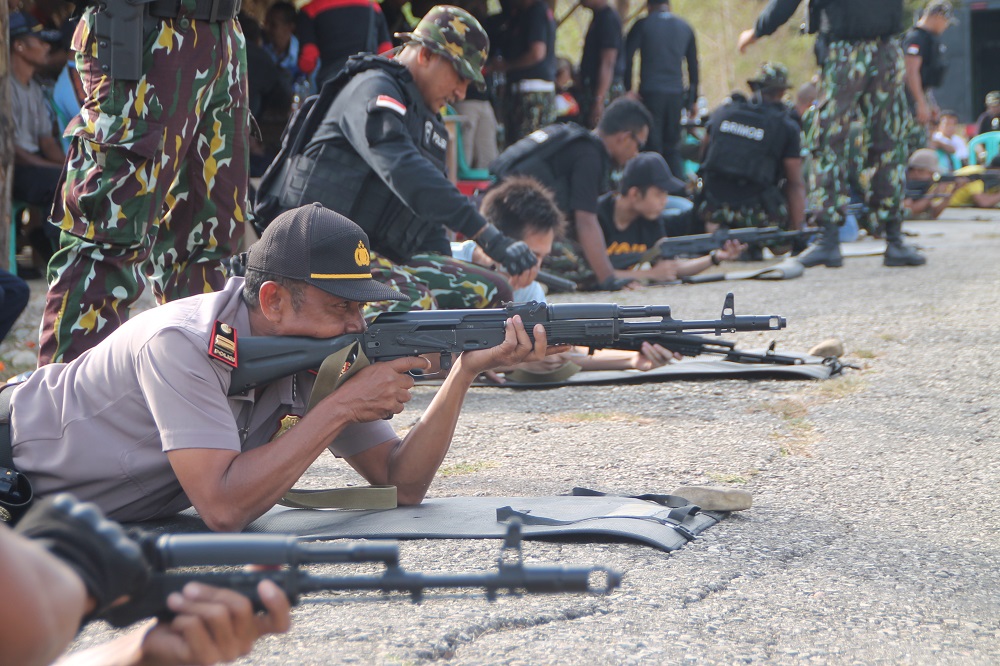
[366,253,513,317]
[808,39,910,227]
[504,89,556,145]
[541,240,596,291]
[697,200,788,230]
[39,6,249,365]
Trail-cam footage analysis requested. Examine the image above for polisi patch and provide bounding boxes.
[374,95,407,117]
[209,320,238,367]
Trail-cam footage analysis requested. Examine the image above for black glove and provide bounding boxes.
[477,224,537,276]
[15,494,150,621]
[596,275,634,292]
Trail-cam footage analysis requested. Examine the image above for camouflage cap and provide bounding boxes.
[395,5,489,91]
[747,62,791,91]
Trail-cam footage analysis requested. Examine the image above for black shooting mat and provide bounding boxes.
[142,492,725,553]
[243,493,725,552]
[419,351,840,389]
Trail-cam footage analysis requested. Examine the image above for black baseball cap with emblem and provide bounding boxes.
[246,203,407,302]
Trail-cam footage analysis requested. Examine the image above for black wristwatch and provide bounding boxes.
[709,250,721,266]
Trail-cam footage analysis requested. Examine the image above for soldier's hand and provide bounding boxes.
[459,316,567,376]
[14,494,150,621]
[737,29,757,53]
[335,356,430,421]
[135,580,291,665]
[630,342,683,371]
[715,240,746,262]
[477,224,539,277]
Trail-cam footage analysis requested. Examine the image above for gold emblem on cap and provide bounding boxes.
[0,506,11,523]
[354,241,371,267]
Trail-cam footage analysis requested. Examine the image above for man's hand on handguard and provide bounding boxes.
[337,357,431,421]
[630,342,683,371]
[458,315,569,378]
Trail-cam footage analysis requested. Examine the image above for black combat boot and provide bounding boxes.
[883,220,926,266]
[794,222,842,268]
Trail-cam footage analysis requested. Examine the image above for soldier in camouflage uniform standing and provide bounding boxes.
[39,0,249,365]
[256,6,537,316]
[739,0,926,268]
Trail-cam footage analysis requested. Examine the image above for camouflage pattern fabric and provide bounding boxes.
[395,5,489,90]
[39,6,248,365]
[541,240,596,291]
[696,199,788,230]
[366,253,513,317]
[505,90,556,145]
[807,39,911,228]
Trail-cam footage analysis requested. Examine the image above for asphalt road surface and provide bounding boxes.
[64,209,1000,664]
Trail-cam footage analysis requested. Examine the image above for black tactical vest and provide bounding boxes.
[490,123,607,214]
[819,0,902,41]
[264,56,448,263]
[702,99,788,189]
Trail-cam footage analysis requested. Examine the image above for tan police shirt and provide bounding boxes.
[10,278,394,523]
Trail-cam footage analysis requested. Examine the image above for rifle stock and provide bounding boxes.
[228,294,786,394]
[100,522,621,628]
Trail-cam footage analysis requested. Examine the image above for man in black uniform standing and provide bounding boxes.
[697,63,805,236]
[625,0,698,179]
[490,97,652,291]
[738,0,926,268]
[903,0,956,151]
[579,0,625,129]
[260,5,537,312]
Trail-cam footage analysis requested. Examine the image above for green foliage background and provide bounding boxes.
[553,0,947,107]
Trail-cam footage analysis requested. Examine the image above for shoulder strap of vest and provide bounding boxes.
[490,123,598,178]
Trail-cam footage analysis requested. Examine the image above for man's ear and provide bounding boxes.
[257,281,289,323]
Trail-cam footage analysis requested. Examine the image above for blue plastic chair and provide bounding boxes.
[968,131,1000,165]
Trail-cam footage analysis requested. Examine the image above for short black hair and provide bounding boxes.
[990,155,1000,169]
[267,1,298,25]
[598,97,653,136]
[242,269,307,310]
[239,12,262,43]
[480,176,566,241]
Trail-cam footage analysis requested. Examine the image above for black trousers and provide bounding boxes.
[12,163,61,209]
[641,90,686,179]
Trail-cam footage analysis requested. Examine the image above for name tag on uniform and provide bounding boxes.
[209,320,238,367]
[423,120,448,157]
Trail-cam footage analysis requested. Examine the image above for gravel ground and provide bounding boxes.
[47,208,1000,664]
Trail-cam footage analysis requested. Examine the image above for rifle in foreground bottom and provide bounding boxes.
[228,293,786,394]
[101,522,621,628]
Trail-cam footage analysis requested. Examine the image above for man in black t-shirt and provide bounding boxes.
[491,0,557,144]
[624,0,698,179]
[579,0,625,129]
[296,0,394,85]
[490,98,652,290]
[599,153,743,283]
[902,0,955,150]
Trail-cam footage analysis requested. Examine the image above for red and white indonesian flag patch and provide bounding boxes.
[906,44,921,56]
[374,95,407,116]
